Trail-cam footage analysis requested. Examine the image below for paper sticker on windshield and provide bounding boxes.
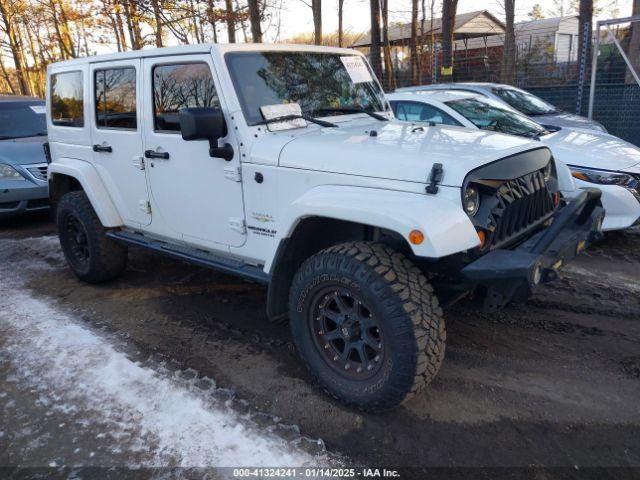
[30,105,45,114]
[340,56,373,84]
[260,103,307,131]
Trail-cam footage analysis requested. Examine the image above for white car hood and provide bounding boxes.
[533,111,604,132]
[275,121,544,187]
[541,127,640,172]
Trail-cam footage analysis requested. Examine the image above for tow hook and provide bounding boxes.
[426,163,443,194]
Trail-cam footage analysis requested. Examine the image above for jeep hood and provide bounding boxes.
[276,122,544,187]
[0,136,47,166]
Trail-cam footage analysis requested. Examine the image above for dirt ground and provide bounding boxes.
[1,212,639,477]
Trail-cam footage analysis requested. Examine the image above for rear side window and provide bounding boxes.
[391,101,461,126]
[152,63,219,132]
[95,67,137,129]
[50,71,84,127]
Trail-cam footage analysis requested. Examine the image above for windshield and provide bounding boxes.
[446,97,548,138]
[225,51,388,126]
[0,101,47,138]
[491,87,557,115]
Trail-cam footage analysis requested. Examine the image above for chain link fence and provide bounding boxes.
[378,17,639,146]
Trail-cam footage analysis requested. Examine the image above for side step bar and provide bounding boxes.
[106,230,270,284]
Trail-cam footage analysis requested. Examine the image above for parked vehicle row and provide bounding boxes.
[397,82,608,133]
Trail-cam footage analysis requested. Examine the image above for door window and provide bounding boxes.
[50,71,84,127]
[95,67,137,129]
[391,101,461,126]
[152,63,220,132]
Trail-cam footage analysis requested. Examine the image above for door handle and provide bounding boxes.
[144,150,170,160]
[93,144,112,153]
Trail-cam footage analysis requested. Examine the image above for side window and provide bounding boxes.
[152,63,220,132]
[95,67,137,129]
[392,101,461,126]
[51,71,84,127]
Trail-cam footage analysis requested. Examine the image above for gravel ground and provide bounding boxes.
[1,213,639,478]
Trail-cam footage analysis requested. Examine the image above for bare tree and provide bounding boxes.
[338,0,344,47]
[410,0,419,85]
[312,0,321,45]
[0,53,16,93]
[0,0,30,94]
[577,0,593,78]
[151,0,164,47]
[627,0,640,84]
[380,0,394,89]
[440,0,458,82]
[369,0,383,82]
[248,0,262,42]
[225,0,236,42]
[500,0,516,84]
[206,0,218,43]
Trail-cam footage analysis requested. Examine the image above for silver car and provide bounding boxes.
[396,82,607,133]
[0,96,49,218]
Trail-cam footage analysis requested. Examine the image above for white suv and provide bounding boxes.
[46,44,603,411]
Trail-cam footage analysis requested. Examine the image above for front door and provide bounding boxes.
[90,59,150,227]
[141,55,246,249]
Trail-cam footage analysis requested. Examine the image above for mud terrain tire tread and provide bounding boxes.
[289,241,446,412]
[57,191,127,283]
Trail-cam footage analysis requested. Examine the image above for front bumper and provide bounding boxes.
[462,188,604,311]
[571,179,640,231]
[0,180,49,218]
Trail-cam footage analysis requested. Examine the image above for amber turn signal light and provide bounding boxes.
[476,229,486,248]
[409,230,424,245]
[571,171,589,181]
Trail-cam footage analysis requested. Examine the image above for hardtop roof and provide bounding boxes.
[47,43,362,71]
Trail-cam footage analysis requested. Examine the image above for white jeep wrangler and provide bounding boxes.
[46,44,603,411]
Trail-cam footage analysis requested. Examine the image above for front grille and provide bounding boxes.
[487,170,555,247]
[25,163,48,181]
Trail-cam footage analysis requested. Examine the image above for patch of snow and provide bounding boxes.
[0,237,335,468]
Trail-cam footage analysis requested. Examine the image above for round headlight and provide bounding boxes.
[464,186,480,216]
[542,162,552,181]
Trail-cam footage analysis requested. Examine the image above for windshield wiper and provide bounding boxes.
[314,106,389,121]
[256,114,338,128]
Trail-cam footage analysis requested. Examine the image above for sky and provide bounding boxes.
[263,0,634,42]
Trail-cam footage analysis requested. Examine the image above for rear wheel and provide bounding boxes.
[289,242,446,412]
[57,191,127,283]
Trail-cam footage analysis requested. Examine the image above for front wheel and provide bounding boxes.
[289,242,446,412]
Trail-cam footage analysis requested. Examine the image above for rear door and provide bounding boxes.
[141,55,246,249]
[89,59,151,227]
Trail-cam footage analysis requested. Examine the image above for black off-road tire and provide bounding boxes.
[57,191,127,283]
[289,241,446,412]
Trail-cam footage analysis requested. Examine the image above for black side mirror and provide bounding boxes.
[179,107,233,161]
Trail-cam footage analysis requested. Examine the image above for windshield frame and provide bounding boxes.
[0,100,47,139]
[491,87,557,116]
[224,50,389,127]
[445,97,548,138]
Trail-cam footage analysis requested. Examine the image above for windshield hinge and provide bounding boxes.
[132,156,145,170]
[224,165,242,182]
[426,163,443,194]
[139,200,152,214]
[229,217,246,234]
